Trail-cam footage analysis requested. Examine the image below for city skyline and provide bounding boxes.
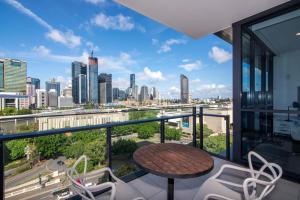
[0,0,232,99]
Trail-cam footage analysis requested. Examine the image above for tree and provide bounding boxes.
[6,140,28,160]
[196,124,214,138]
[204,135,226,154]
[63,141,85,159]
[165,127,182,141]
[84,140,106,166]
[17,109,32,115]
[34,135,67,159]
[112,139,138,156]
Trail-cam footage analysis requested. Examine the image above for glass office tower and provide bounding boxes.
[72,61,87,104]
[2,59,27,93]
[46,79,61,96]
[234,5,300,180]
[180,74,189,103]
[0,60,4,92]
[88,56,98,104]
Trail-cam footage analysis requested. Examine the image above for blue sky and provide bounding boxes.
[0,0,232,99]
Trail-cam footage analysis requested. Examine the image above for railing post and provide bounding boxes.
[0,138,4,200]
[160,119,165,143]
[225,116,230,160]
[106,127,112,181]
[192,107,197,147]
[199,107,204,149]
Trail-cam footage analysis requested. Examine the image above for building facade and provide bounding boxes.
[0,59,27,93]
[140,85,149,101]
[113,88,119,100]
[98,73,112,104]
[45,79,60,96]
[48,89,58,108]
[72,61,87,104]
[88,56,98,104]
[0,92,29,110]
[180,74,189,103]
[36,89,47,108]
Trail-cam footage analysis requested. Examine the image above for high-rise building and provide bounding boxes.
[27,77,40,90]
[36,89,47,108]
[140,85,149,101]
[88,53,98,104]
[119,90,126,100]
[63,87,72,97]
[98,73,112,104]
[58,96,73,108]
[26,77,40,97]
[130,74,135,88]
[46,79,60,96]
[48,89,58,107]
[72,61,87,104]
[77,74,87,104]
[180,74,189,103]
[98,75,107,104]
[0,59,27,93]
[133,85,139,100]
[150,87,157,100]
[113,88,119,101]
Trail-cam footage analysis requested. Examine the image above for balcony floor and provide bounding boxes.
[128,157,300,200]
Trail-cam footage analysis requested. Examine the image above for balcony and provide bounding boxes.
[0,107,299,200]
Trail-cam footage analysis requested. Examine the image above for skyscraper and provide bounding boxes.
[0,59,27,93]
[130,74,135,88]
[98,73,112,104]
[36,89,47,108]
[150,87,157,100]
[72,61,87,104]
[46,79,61,96]
[88,53,98,104]
[27,77,40,90]
[76,74,87,104]
[113,88,119,101]
[140,85,149,102]
[48,89,58,107]
[180,74,189,103]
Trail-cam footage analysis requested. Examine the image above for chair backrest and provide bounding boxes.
[66,155,96,200]
[244,151,282,200]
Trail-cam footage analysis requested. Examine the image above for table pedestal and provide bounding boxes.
[168,178,174,200]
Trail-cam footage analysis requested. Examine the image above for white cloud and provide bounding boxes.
[84,0,105,5]
[182,59,189,63]
[5,0,81,48]
[190,78,201,84]
[99,52,135,73]
[112,77,129,90]
[56,76,72,89]
[32,45,89,63]
[158,39,186,53]
[91,13,135,31]
[138,67,165,81]
[152,39,159,46]
[86,41,100,52]
[46,29,81,48]
[208,46,232,64]
[179,60,202,72]
[195,84,232,98]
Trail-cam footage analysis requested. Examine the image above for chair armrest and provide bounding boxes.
[86,182,116,200]
[132,198,146,200]
[98,167,125,183]
[204,194,236,200]
[243,177,272,199]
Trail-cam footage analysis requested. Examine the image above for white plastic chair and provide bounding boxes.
[194,151,283,200]
[66,155,145,200]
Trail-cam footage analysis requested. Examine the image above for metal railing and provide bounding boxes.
[0,106,230,199]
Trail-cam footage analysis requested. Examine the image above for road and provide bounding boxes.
[5,170,102,200]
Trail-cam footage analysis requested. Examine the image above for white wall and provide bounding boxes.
[274,49,300,110]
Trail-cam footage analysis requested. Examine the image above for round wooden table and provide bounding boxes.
[133,143,214,200]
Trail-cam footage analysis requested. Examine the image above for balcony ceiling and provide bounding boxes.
[115,0,290,39]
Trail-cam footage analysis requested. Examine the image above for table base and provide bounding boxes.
[168,178,174,200]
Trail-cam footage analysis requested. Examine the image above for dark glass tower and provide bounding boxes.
[46,79,60,96]
[180,74,189,103]
[72,61,87,104]
[130,74,135,88]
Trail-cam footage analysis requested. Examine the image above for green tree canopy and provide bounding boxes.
[6,139,28,160]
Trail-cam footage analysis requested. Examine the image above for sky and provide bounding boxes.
[0,0,233,99]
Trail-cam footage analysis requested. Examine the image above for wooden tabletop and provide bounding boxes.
[133,143,214,178]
